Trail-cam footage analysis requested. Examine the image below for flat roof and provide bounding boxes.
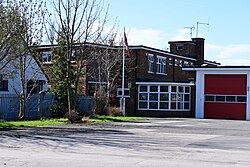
[183,66,250,71]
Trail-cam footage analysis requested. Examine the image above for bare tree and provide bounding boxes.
[1,0,45,120]
[45,0,116,120]
[0,3,19,71]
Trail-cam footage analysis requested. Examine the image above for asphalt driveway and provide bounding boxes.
[1,118,250,167]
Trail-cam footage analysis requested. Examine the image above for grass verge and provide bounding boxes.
[0,119,66,128]
[89,116,145,122]
[0,116,145,128]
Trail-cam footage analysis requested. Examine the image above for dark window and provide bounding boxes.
[140,86,147,92]
[237,96,246,102]
[216,96,225,102]
[160,94,169,101]
[160,86,168,92]
[118,90,130,96]
[139,102,147,108]
[226,96,236,102]
[160,102,169,109]
[205,95,215,102]
[149,102,158,109]
[150,86,158,92]
[178,86,184,92]
[177,45,184,50]
[185,87,190,93]
[27,80,44,95]
[149,93,158,101]
[184,94,190,101]
[139,93,148,100]
[0,80,8,91]
[172,86,176,92]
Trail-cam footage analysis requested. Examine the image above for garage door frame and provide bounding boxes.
[194,68,250,120]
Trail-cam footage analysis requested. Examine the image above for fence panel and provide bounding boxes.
[0,93,55,121]
[78,96,94,116]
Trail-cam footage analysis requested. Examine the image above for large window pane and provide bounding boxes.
[171,102,176,109]
[171,94,177,101]
[184,102,190,109]
[178,102,184,109]
[149,93,158,100]
[160,86,168,92]
[139,93,148,100]
[139,102,147,108]
[185,87,190,93]
[149,102,158,109]
[178,86,184,92]
[140,86,147,92]
[160,94,169,101]
[184,94,190,101]
[150,86,158,92]
[160,102,169,109]
[172,86,176,92]
[177,94,184,101]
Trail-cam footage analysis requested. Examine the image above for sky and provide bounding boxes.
[104,0,250,66]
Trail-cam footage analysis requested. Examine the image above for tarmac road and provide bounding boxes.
[1,118,250,167]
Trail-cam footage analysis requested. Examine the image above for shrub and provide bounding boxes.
[107,106,123,116]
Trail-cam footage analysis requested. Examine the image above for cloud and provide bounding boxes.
[126,28,168,49]
[205,44,250,65]
[169,28,191,41]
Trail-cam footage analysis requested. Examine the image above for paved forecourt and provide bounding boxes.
[1,118,250,167]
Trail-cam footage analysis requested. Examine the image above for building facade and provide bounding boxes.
[36,38,219,117]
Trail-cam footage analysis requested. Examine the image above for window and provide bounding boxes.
[169,57,172,66]
[42,52,52,64]
[183,61,189,67]
[175,59,179,66]
[177,45,184,51]
[147,53,154,73]
[27,80,44,94]
[138,85,191,111]
[179,60,183,67]
[0,80,8,91]
[71,50,76,62]
[156,56,166,75]
[205,94,247,103]
[117,88,130,98]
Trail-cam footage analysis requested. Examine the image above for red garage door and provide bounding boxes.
[204,74,247,120]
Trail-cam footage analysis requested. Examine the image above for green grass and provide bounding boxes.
[89,116,145,122]
[0,119,66,128]
[0,116,145,128]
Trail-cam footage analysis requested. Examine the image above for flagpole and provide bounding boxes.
[121,28,126,116]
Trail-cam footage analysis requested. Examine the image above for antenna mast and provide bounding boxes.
[184,26,195,39]
[196,22,209,37]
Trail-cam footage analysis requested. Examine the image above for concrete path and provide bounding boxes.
[1,118,250,166]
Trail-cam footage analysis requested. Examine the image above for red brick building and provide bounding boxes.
[36,38,219,117]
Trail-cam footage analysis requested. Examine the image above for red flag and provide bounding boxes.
[124,32,134,58]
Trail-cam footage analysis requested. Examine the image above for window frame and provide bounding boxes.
[204,94,247,103]
[117,88,130,98]
[0,80,8,91]
[42,51,53,64]
[147,53,154,73]
[168,57,172,66]
[156,56,167,75]
[138,85,191,111]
